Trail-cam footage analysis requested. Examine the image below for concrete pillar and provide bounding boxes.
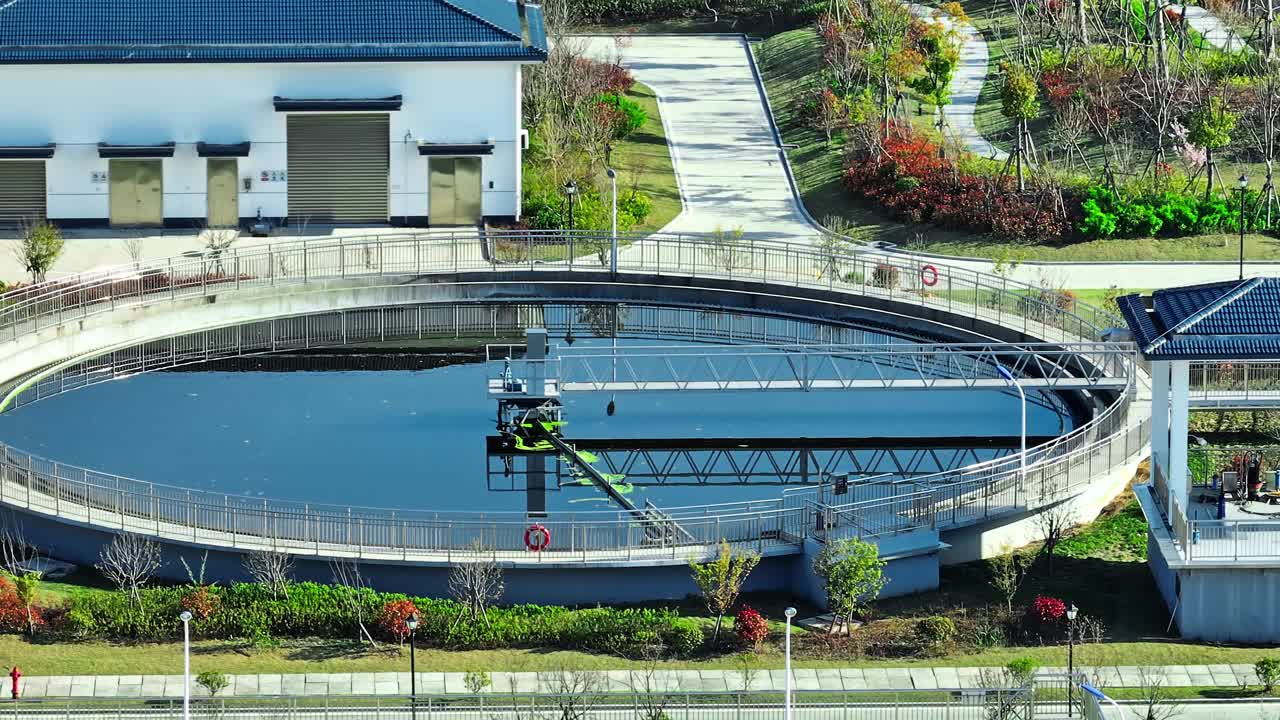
[526,328,548,396]
[1151,360,1170,493]
[1169,360,1191,519]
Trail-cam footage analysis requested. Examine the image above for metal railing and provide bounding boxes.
[0,230,1140,559]
[1190,360,1280,407]
[1180,518,1280,562]
[2,688,1033,720]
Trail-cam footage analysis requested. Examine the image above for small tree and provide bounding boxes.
[464,670,492,695]
[11,573,41,636]
[1187,96,1239,200]
[330,558,378,646]
[812,537,887,634]
[539,667,606,720]
[448,544,504,629]
[0,520,40,635]
[1256,657,1280,694]
[1000,62,1041,191]
[1132,666,1182,720]
[689,540,760,644]
[244,550,293,598]
[910,23,961,137]
[97,532,162,605]
[704,225,752,272]
[1035,502,1075,578]
[13,220,64,283]
[989,544,1027,614]
[196,671,229,697]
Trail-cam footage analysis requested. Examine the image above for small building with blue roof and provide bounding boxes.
[0,0,548,228]
[1119,278,1280,642]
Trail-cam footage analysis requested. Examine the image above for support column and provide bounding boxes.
[1169,360,1191,520]
[1151,360,1171,496]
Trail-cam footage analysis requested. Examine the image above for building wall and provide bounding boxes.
[0,61,523,225]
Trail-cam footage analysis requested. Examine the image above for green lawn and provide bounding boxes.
[614,81,682,233]
[755,15,1280,261]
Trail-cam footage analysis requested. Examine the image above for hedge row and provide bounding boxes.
[53,583,704,658]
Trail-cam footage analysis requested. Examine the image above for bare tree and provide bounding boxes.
[330,558,378,645]
[977,667,1033,720]
[0,517,41,635]
[1035,501,1075,577]
[244,550,293,598]
[1131,667,1183,720]
[539,668,606,720]
[97,532,162,605]
[201,227,239,276]
[627,645,676,720]
[120,236,145,269]
[448,544,505,629]
[989,543,1028,614]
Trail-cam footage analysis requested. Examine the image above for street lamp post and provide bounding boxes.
[1066,603,1079,718]
[607,167,618,274]
[784,607,797,720]
[563,179,578,232]
[1237,174,1250,281]
[996,364,1027,485]
[406,612,419,719]
[179,610,193,720]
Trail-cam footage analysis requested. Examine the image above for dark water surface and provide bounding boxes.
[0,339,1070,514]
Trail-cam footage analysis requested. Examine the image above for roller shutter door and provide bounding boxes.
[287,114,389,223]
[0,162,47,226]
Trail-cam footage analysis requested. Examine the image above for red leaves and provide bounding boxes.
[733,605,769,647]
[377,599,420,644]
[844,129,1069,242]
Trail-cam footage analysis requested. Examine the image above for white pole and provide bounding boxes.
[180,610,193,720]
[608,168,618,274]
[784,607,796,720]
[997,365,1027,484]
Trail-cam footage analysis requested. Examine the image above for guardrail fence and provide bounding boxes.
[0,231,1143,561]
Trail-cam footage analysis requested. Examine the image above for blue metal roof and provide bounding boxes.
[1118,278,1280,360]
[0,0,548,64]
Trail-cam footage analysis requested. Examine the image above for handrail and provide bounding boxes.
[0,230,1139,558]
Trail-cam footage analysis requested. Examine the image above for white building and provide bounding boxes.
[0,0,547,229]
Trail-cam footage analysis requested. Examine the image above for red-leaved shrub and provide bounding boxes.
[181,586,221,621]
[378,599,420,644]
[844,128,1070,242]
[0,576,44,634]
[734,606,770,647]
[1028,595,1066,626]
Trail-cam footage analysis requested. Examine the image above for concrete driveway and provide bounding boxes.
[574,34,819,241]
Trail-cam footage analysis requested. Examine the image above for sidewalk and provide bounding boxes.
[13,664,1262,699]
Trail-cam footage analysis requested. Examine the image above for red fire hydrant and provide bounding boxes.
[9,666,20,699]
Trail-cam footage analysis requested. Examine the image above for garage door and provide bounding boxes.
[287,114,389,224]
[0,162,47,226]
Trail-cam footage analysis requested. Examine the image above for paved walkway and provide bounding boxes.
[575,34,818,241]
[11,664,1266,698]
[1168,4,1248,52]
[909,5,1006,162]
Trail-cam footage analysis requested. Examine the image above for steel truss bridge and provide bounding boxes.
[0,230,1147,563]
[486,435,1059,486]
[488,342,1131,395]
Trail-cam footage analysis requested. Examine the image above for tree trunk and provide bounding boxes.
[1206,146,1215,202]
[1267,0,1277,61]
[1076,0,1088,44]
[711,614,723,645]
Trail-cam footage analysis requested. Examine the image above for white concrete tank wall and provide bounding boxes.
[0,61,524,223]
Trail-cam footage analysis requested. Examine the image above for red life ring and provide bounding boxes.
[524,524,551,552]
[920,264,939,287]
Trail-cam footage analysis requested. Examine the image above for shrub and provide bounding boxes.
[734,606,770,647]
[0,576,43,634]
[1257,657,1280,693]
[16,220,65,283]
[595,93,648,139]
[377,598,419,644]
[1028,595,1066,626]
[620,190,653,223]
[914,616,957,647]
[195,671,228,697]
[871,264,900,289]
[1006,657,1040,684]
[180,586,220,621]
